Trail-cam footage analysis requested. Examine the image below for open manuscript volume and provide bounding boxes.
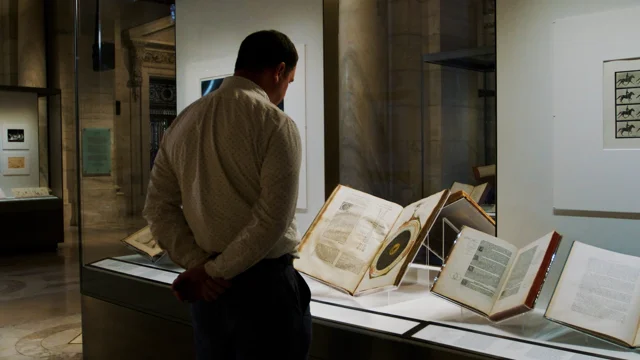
[294,185,450,296]
[450,182,489,204]
[431,227,562,321]
[426,190,496,261]
[121,226,165,262]
[545,242,640,348]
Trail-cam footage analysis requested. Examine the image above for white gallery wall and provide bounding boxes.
[0,91,40,192]
[175,0,324,233]
[497,0,640,305]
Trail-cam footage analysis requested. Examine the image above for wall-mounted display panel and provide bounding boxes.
[81,128,112,177]
[553,5,640,214]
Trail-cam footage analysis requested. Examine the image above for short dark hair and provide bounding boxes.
[234,30,298,74]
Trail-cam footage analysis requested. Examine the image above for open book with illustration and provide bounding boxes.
[121,226,165,262]
[545,242,640,348]
[426,191,495,262]
[431,227,562,321]
[294,185,450,296]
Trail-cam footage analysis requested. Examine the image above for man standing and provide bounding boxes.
[143,30,311,359]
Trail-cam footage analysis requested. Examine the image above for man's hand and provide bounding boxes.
[171,265,232,302]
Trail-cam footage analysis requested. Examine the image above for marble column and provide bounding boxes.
[439,0,483,189]
[388,0,424,205]
[48,0,77,227]
[422,0,484,193]
[339,0,391,199]
[17,0,48,188]
[423,0,443,194]
[17,0,45,87]
[0,0,18,86]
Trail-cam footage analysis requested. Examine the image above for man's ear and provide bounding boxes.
[275,62,286,82]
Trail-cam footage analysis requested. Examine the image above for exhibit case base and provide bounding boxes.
[81,256,640,360]
[0,197,63,252]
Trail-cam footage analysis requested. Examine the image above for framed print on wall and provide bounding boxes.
[604,60,640,146]
[2,151,30,176]
[553,4,640,214]
[2,124,29,150]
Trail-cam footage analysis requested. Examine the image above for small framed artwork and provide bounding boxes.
[2,151,30,176]
[603,59,640,148]
[2,124,28,150]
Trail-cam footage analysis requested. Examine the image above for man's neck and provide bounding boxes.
[234,70,273,103]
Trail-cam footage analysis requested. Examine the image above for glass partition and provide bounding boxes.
[75,0,176,269]
[333,0,496,266]
[75,0,496,287]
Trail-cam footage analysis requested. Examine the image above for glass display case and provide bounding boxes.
[0,86,64,252]
[74,1,637,360]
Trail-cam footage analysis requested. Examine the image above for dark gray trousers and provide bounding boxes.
[190,255,312,360]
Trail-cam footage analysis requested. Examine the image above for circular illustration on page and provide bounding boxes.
[369,218,421,279]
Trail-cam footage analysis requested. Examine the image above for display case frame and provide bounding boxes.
[81,255,640,360]
[0,85,64,252]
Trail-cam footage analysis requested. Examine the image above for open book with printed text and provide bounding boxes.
[545,242,640,348]
[294,185,450,296]
[431,227,562,321]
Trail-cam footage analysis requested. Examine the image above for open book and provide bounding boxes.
[431,227,562,321]
[545,242,640,348]
[121,226,165,262]
[426,190,495,261]
[294,185,450,296]
[451,182,489,204]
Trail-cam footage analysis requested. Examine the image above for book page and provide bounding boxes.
[432,227,517,315]
[427,192,495,260]
[122,226,164,258]
[451,182,474,195]
[546,242,640,345]
[294,186,403,293]
[470,183,488,204]
[355,190,448,294]
[490,232,555,316]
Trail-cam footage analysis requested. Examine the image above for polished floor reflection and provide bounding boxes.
[0,232,81,360]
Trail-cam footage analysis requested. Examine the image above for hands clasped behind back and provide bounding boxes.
[171,264,232,302]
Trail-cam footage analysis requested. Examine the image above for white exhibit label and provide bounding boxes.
[91,259,179,285]
[310,302,418,335]
[413,325,600,360]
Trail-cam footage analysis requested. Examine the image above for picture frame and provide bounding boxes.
[2,124,29,150]
[604,59,640,146]
[1,151,30,176]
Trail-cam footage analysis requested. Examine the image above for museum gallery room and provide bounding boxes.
[2,0,640,359]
